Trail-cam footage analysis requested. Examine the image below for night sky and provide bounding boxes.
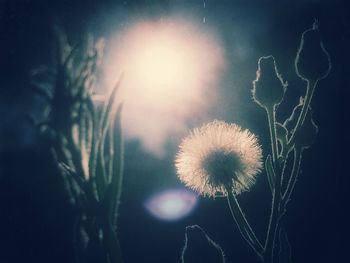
[1,0,349,263]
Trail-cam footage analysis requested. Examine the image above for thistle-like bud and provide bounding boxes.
[295,21,331,81]
[284,99,318,150]
[252,56,287,109]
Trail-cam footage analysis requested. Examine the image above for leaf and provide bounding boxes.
[101,220,123,263]
[106,122,114,184]
[100,106,124,261]
[29,80,52,101]
[87,97,99,180]
[105,104,124,228]
[100,75,123,138]
[279,228,293,263]
[92,76,123,201]
[265,154,276,192]
[95,143,107,201]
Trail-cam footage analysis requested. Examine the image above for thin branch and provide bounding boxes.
[226,193,264,258]
[267,106,279,165]
[282,148,302,208]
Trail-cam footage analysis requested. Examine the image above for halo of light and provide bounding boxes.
[145,189,198,221]
[103,19,225,156]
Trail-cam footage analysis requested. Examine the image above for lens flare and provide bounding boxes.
[145,189,198,221]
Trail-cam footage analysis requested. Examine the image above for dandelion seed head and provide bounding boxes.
[175,120,263,197]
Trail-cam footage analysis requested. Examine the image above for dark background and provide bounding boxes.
[0,0,349,262]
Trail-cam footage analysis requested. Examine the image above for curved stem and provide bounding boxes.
[282,148,302,208]
[226,193,264,259]
[267,106,279,164]
[264,155,286,263]
[288,80,317,147]
[263,190,280,263]
[263,149,302,263]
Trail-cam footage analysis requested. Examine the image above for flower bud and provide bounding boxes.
[295,21,331,81]
[181,225,225,263]
[284,100,318,150]
[252,56,287,109]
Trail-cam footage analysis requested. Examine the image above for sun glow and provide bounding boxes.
[103,19,225,156]
[135,42,186,87]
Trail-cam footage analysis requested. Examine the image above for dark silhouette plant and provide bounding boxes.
[177,21,331,263]
[30,27,124,263]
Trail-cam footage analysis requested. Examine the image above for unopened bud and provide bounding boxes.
[252,56,287,109]
[295,21,331,81]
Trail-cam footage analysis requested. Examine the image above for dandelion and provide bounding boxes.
[175,120,263,197]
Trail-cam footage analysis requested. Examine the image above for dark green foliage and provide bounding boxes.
[30,27,124,263]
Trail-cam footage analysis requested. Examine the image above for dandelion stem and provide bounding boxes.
[226,192,264,258]
[288,80,317,148]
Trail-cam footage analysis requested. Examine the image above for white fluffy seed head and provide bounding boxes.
[175,120,263,197]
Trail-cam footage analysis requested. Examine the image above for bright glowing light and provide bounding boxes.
[134,43,185,87]
[145,189,198,221]
[103,19,225,156]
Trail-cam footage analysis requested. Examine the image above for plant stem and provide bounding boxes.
[264,140,285,263]
[226,193,264,259]
[288,80,317,147]
[264,148,302,263]
[282,148,302,209]
[263,82,315,263]
[263,189,280,263]
[102,219,123,263]
[266,106,279,165]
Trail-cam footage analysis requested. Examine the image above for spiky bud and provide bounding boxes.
[252,56,287,109]
[295,21,331,81]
